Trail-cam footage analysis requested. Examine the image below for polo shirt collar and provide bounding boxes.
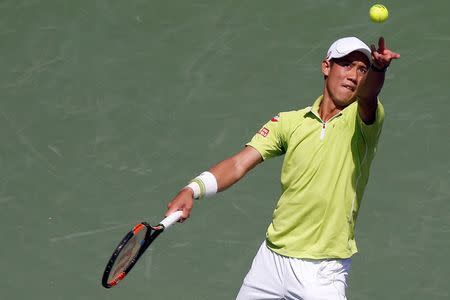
[310,95,323,116]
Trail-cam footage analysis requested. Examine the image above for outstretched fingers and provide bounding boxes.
[378,37,385,53]
[370,36,400,69]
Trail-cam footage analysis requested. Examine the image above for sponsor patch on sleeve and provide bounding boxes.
[258,127,270,137]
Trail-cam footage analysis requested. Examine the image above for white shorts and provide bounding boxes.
[236,241,352,300]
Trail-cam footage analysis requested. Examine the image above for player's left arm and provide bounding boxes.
[357,37,400,124]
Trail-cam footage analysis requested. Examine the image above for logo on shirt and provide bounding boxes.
[271,114,280,122]
[258,127,270,137]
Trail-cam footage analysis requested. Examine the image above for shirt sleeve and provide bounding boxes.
[357,100,385,148]
[246,113,287,160]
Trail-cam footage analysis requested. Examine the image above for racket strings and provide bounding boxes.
[102,220,170,288]
[107,225,149,285]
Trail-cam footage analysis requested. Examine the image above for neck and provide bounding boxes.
[319,92,343,122]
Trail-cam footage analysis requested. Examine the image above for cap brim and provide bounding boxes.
[329,48,372,62]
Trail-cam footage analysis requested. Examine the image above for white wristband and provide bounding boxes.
[185,171,218,199]
[185,182,201,199]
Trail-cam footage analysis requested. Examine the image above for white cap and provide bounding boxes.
[326,37,372,62]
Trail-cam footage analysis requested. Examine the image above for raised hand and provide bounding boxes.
[370,37,400,70]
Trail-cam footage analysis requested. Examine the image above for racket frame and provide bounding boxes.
[101,222,163,288]
[101,211,183,288]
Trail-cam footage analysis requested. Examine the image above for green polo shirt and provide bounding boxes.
[246,95,384,259]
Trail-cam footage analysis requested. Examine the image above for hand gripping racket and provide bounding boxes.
[101,211,183,288]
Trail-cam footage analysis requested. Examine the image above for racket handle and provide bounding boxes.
[159,211,183,229]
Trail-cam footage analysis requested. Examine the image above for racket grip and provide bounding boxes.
[159,211,183,229]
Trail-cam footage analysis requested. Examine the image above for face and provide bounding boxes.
[321,51,370,108]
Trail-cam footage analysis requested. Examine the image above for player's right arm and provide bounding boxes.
[165,146,263,220]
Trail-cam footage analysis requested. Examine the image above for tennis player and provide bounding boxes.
[166,36,400,299]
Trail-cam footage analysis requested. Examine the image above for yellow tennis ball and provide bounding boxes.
[369,4,389,23]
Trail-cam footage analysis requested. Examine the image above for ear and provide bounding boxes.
[321,59,331,77]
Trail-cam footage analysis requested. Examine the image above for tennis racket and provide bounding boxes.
[101,210,183,288]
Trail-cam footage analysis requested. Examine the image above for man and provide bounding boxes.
[165,36,400,299]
